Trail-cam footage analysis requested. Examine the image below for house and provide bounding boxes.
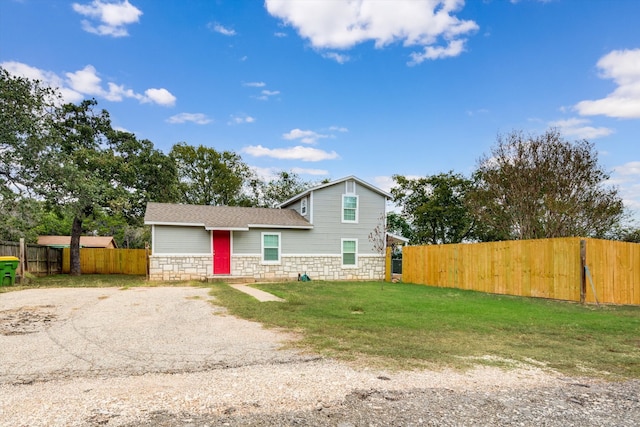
[144,176,392,281]
[37,236,118,249]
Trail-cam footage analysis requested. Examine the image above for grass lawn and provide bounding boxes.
[0,274,189,292]
[208,281,640,379]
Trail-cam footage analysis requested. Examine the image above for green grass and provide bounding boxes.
[0,274,191,292]
[208,281,640,379]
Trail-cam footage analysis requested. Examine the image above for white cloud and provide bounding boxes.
[548,118,613,139]
[575,48,640,119]
[264,0,478,64]
[251,166,329,181]
[1,61,83,103]
[612,162,640,216]
[166,113,212,125]
[282,128,328,144]
[329,126,349,132]
[409,39,466,64]
[228,114,255,125]
[72,0,142,37]
[466,108,489,117]
[143,88,176,106]
[614,161,640,176]
[242,145,339,162]
[321,52,350,64]
[1,61,175,106]
[257,89,280,100]
[65,65,105,95]
[274,31,287,38]
[373,176,397,194]
[243,81,266,87]
[250,166,281,181]
[208,22,236,36]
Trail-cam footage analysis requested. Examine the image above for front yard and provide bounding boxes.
[3,275,639,379]
[209,280,640,379]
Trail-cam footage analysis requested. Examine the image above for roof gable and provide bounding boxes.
[37,236,117,248]
[278,176,391,208]
[144,203,312,230]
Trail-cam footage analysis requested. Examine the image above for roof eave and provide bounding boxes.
[278,175,391,208]
[247,224,313,229]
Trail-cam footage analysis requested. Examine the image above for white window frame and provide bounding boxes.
[300,197,307,215]
[342,194,359,223]
[341,238,358,268]
[261,232,281,265]
[345,180,356,194]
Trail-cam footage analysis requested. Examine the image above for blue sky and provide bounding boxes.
[2,0,640,221]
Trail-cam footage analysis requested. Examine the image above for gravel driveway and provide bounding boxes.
[1,287,638,426]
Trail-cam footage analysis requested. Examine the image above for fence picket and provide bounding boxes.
[403,237,639,305]
[62,248,148,275]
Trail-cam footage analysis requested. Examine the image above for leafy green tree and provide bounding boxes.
[621,228,640,243]
[263,171,313,207]
[83,208,150,248]
[2,68,178,264]
[607,223,640,243]
[108,131,180,224]
[0,67,58,241]
[170,142,252,206]
[36,100,121,274]
[386,212,414,243]
[391,172,476,244]
[36,100,175,273]
[468,129,624,240]
[32,205,73,237]
[0,198,44,242]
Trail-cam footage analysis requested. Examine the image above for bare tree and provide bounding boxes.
[468,128,624,240]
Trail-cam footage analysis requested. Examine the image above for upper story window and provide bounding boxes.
[342,195,358,223]
[345,180,356,194]
[300,197,307,215]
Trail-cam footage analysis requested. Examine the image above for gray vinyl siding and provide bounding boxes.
[153,225,210,254]
[232,183,385,256]
[308,182,385,254]
[287,197,310,221]
[232,229,313,254]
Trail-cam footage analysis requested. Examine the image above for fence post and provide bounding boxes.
[580,239,586,304]
[385,247,392,282]
[19,238,26,278]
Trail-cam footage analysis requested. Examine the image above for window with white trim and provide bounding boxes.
[345,180,356,194]
[262,232,281,264]
[300,197,307,215]
[342,239,357,267]
[342,195,358,223]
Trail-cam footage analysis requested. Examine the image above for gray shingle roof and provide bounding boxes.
[144,202,312,230]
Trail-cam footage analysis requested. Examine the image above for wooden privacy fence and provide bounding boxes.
[62,248,149,275]
[0,240,63,275]
[402,237,640,305]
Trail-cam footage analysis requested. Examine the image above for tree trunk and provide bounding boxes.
[70,216,83,276]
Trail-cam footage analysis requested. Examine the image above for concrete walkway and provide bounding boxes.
[229,284,285,302]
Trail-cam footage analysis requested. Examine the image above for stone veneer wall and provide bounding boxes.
[148,255,212,281]
[149,254,386,281]
[232,254,385,281]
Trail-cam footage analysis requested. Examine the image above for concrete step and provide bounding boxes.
[206,276,256,284]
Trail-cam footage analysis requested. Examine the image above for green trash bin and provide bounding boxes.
[0,256,19,286]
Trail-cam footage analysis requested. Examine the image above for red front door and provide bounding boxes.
[213,230,231,275]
